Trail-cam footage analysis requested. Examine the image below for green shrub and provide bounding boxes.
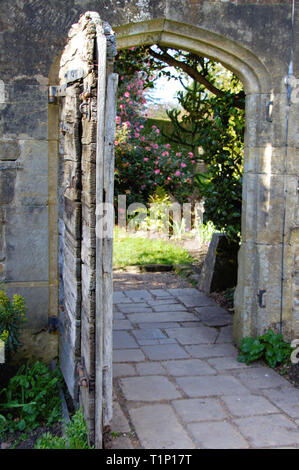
[35,408,93,449]
[0,284,27,355]
[0,361,62,437]
[238,329,293,368]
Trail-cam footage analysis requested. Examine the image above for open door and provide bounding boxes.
[57,12,118,448]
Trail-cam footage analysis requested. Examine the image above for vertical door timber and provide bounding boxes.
[58,12,117,448]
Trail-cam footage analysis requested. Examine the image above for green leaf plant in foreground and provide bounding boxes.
[238,329,293,368]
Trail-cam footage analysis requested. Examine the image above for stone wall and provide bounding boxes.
[0,0,298,350]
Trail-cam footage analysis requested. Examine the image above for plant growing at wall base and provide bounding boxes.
[0,361,62,437]
[238,329,293,368]
[34,408,93,449]
[0,284,27,356]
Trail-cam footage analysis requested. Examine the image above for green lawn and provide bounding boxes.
[113,235,194,268]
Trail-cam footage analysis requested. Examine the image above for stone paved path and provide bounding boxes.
[110,287,299,449]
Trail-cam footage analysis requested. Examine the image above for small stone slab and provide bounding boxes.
[162,359,216,376]
[207,357,250,371]
[129,404,195,449]
[185,343,238,359]
[233,414,299,448]
[172,398,227,422]
[150,289,176,298]
[113,319,133,330]
[216,326,233,343]
[113,349,145,363]
[120,376,181,401]
[113,363,137,378]
[165,326,218,345]
[129,312,197,323]
[262,387,299,419]
[113,331,139,349]
[132,328,166,341]
[111,401,131,433]
[175,375,249,397]
[125,289,153,301]
[221,394,280,417]
[187,421,249,449]
[116,303,152,313]
[135,362,166,376]
[113,292,131,303]
[195,306,233,327]
[142,344,190,361]
[152,303,187,312]
[236,367,290,391]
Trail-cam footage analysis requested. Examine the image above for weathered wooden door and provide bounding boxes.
[57,12,118,448]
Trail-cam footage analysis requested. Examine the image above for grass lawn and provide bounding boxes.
[113,234,194,268]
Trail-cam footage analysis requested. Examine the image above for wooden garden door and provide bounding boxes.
[57,12,118,448]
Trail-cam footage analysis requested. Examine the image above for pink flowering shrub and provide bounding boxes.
[114,72,196,206]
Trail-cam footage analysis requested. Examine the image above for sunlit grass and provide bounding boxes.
[113,231,194,268]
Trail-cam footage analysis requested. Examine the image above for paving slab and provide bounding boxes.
[132,328,167,340]
[112,287,299,449]
[172,398,227,422]
[120,376,182,401]
[142,343,190,360]
[113,363,137,378]
[185,343,238,358]
[175,375,249,397]
[113,331,139,349]
[128,404,196,449]
[195,306,233,326]
[135,362,166,376]
[113,349,145,363]
[165,326,218,345]
[262,387,299,419]
[129,312,197,323]
[221,394,281,417]
[236,367,290,391]
[233,414,299,448]
[162,359,216,376]
[207,356,252,371]
[111,401,131,433]
[187,421,249,449]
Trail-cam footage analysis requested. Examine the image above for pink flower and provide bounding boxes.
[156,129,160,134]
[141,184,146,189]
[188,152,194,158]
[154,169,160,174]
[124,92,130,98]
[191,160,195,164]
[144,158,148,162]
[176,152,181,157]
[116,116,121,124]
[141,136,145,141]
[140,125,144,129]
[152,125,157,129]
[162,151,169,157]
[119,104,125,109]
[114,140,119,146]
[166,144,171,149]
[181,162,186,168]
[134,133,140,138]
[167,176,172,181]
[175,170,181,176]
[145,147,151,151]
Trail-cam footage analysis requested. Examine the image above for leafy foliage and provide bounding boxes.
[238,330,293,368]
[34,408,93,449]
[114,73,196,206]
[0,361,62,437]
[0,284,27,355]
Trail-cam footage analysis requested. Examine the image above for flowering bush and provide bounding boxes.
[114,72,196,206]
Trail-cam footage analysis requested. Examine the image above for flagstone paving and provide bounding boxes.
[110,287,299,449]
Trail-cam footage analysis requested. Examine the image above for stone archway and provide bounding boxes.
[113,18,297,344]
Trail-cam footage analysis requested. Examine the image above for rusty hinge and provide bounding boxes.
[77,360,89,388]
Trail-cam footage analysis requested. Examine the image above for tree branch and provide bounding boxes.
[148,47,245,110]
